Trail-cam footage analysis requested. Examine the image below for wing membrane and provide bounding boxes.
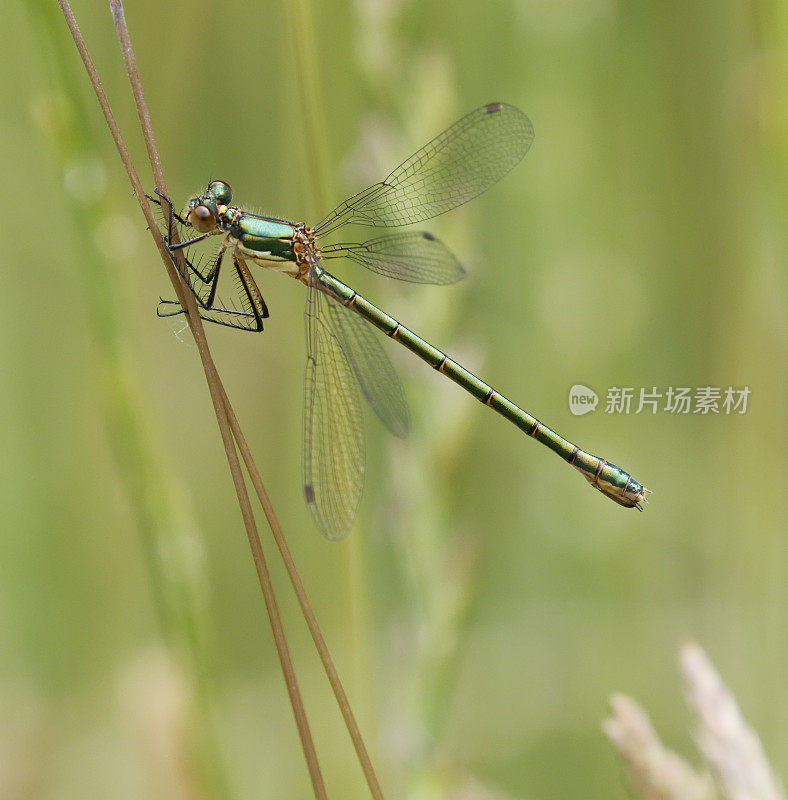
[315,103,534,233]
[302,283,365,540]
[323,292,410,437]
[321,231,465,285]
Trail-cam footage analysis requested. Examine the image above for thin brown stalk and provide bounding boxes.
[217,383,385,800]
[108,4,386,798]
[58,2,327,797]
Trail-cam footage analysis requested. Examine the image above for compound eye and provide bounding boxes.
[208,180,232,206]
[190,204,216,233]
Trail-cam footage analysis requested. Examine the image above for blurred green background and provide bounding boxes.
[2,0,786,798]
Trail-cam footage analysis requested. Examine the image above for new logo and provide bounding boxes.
[568,384,598,416]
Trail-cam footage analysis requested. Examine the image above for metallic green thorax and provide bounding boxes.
[314,265,647,509]
[228,213,297,261]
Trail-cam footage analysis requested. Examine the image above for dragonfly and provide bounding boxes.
[154,102,649,539]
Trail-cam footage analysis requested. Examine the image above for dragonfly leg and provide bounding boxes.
[158,243,227,313]
[233,256,269,327]
[179,242,237,302]
[156,245,224,318]
[156,299,264,332]
[169,232,211,250]
[203,242,230,287]
[157,252,268,333]
[156,237,220,298]
[146,189,189,227]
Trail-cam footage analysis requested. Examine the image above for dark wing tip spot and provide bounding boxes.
[422,231,436,241]
[485,102,503,114]
[304,484,316,504]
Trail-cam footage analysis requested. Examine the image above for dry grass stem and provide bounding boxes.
[681,641,786,800]
[218,384,385,800]
[59,1,387,797]
[58,1,328,796]
[603,693,714,800]
[605,643,786,800]
[109,2,384,795]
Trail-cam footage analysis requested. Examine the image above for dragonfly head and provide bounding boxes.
[182,198,218,233]
[206,179,232,206]
[182,180,233,233]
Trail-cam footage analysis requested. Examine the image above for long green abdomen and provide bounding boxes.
[316,267,648,510]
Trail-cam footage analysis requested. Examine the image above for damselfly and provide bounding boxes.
[155,102,649,539]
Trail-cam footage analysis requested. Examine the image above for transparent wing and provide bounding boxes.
[323,293,410,437]
[302,275,365,540]
[320,231,465,285]
[315,103,534,234]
